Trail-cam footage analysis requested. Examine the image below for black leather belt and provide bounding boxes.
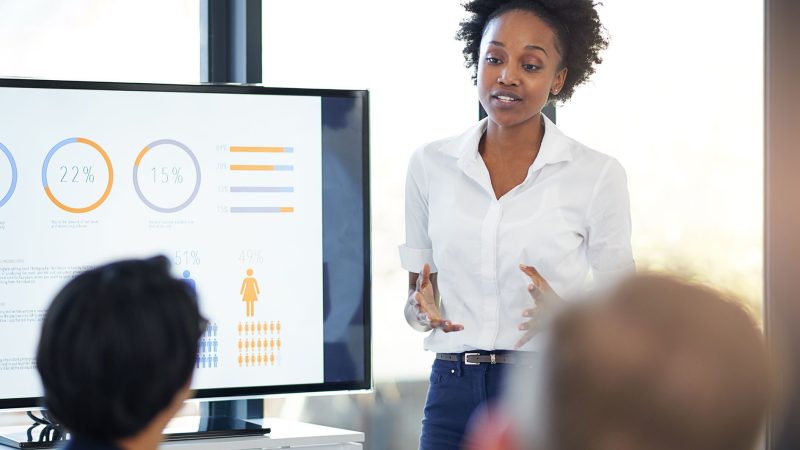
[437,352,526,365]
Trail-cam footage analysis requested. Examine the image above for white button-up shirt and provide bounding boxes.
[399,116,634,353]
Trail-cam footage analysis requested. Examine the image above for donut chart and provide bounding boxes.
[0,142,17,208]
[41,137,114,214]
[133,139,202,213]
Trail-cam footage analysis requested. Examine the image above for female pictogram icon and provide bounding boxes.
[240,268,261,317]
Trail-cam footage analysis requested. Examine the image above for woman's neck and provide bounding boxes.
[481,113,545,159]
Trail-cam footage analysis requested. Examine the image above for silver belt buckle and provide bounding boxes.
[464,352,480,365]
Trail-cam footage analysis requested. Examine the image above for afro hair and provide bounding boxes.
[457,0,608,103]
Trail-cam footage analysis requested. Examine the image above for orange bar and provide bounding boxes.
[279,207,294,213]
[230,165,275,171]
[230,146,290,153]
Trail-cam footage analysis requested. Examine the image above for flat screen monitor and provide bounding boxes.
[0,79,371,409]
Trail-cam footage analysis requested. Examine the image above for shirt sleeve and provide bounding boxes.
[586,158,635,287]
[399,149,436,332]
[399,149,438,274]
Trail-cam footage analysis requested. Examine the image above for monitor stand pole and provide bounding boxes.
[0,411,66,449]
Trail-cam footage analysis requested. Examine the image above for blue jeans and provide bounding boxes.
[419,353,512,450]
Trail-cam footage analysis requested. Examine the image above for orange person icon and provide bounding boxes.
[257,322,262,334]
[245,339,250,351]
[270,353,275,365]
[270,321,275,334]
[277,338,281,351]
[245,354,251,367]
[238,339,243,352]
[277,321,281,334]
[250,338,255,349]
[270,338,275,350]
[238,354,243,367]
[238,322,242,335]
[240,268,261,317]
[257,339,262,350]
[257,354,263,366]
[244,322,250,335]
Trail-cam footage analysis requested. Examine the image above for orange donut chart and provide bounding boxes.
[41,137,114,213]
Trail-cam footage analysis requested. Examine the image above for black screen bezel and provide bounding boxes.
[0,78,372,409]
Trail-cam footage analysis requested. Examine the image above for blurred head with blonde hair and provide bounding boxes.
[468,274,772,450]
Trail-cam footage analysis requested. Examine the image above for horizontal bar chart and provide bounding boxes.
[230,146,294,153]
[226,144,296,214]
[230,207,294,213]
[229,165,294,171]
[230,186,294,193]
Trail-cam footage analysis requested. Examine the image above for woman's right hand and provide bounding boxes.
[412,263,464,332]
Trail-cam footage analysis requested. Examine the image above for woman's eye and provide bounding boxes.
[485,56,501,64]
[522,64,540,72]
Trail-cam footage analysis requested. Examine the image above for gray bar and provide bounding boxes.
[230,187,294,193]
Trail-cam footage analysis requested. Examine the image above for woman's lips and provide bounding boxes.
[490,92,522,108]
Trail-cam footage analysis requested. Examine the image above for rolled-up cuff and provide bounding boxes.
[398,245,437,273]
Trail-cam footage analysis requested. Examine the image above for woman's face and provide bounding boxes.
[477,10,567,129]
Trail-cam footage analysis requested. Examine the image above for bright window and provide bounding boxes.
[0,0,199,83]
[557,0,764,318]
[263,0,478,381]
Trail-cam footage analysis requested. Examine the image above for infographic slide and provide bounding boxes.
[0,86,324,399]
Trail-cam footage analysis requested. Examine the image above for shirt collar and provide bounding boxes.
[441,114,574,172]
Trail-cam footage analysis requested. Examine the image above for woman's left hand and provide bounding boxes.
[515,264,562,349]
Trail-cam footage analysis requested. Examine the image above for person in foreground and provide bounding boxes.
[36,256,206,450]
[466,273,773,450]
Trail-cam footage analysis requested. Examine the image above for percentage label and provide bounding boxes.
[175,250,200,266]
[238,249,264,265]
[152,166,184,184]
[59,165,95,183]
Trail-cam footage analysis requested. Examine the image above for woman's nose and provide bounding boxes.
[497,66,520,86]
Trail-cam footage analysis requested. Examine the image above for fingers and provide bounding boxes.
[519,264,553,292]
[415,292,440,322]
[421,263,431,286]
[517,319,534,331]
[519,264,541,281]
[442,321,464,332]
[431,319,464,333]
[526,282,544,304]
[415,291,435,308]
[514,330,536,350]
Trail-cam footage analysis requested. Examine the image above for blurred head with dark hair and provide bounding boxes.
[36,256,205,449]
[467,274,772,450]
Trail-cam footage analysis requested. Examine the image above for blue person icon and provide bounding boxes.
[182,270,197,294]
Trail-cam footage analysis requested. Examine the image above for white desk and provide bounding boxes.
[159,418,364,450]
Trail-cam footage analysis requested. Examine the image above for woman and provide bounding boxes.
[399,1,634,448]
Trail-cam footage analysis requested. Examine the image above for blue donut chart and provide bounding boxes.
[0,143,17,208]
